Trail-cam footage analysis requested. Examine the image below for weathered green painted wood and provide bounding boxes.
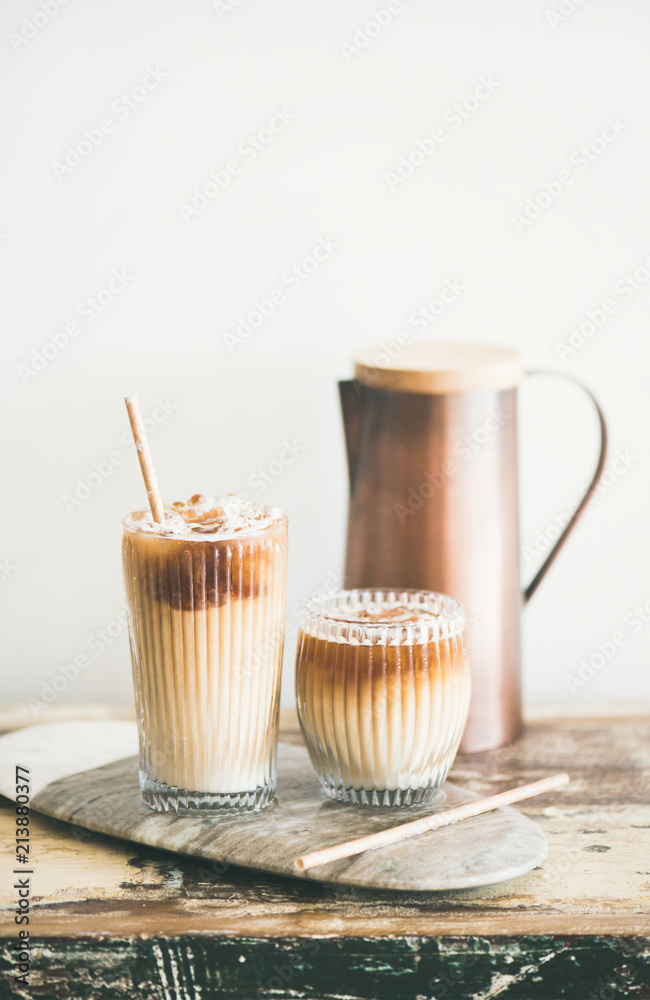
[1,935,649,999]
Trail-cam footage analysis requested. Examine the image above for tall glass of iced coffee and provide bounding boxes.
[123,494,288,812]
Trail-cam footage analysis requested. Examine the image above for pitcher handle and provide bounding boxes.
[523,370,608,605]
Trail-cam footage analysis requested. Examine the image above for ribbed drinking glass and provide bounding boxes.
[295,588,470,806]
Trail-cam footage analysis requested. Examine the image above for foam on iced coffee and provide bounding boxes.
[303,597,463,647]
[321,602,443,625]
[125,493,284,539]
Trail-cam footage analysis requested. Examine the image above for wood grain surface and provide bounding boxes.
[1,704,649,999]
[0,727,548,892]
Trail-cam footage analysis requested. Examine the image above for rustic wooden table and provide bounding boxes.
[1,704,649,999]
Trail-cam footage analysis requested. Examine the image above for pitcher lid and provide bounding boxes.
[353,342,524,395]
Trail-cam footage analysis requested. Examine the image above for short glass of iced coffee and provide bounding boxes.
[123,494,288,813]
[295,588,470,806]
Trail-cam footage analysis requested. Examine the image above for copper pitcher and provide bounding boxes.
[339,343,607,752]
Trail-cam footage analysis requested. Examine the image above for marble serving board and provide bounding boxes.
[0,721,548,891]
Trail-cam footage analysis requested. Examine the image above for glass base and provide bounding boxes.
[140,775,276,814]
[320,780,444,808]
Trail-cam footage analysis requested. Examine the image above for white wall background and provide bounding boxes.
[2,0,649,717]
